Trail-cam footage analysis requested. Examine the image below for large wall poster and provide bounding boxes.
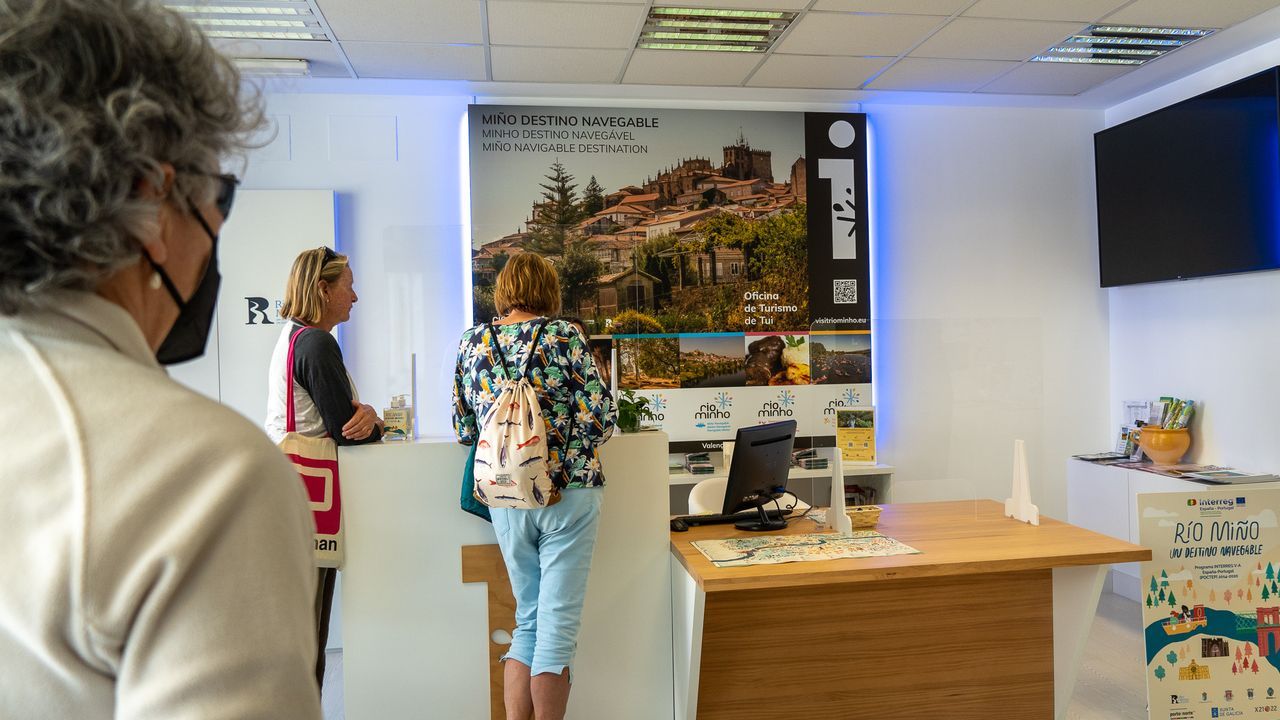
[1139,490,1280,719]
[467,105,871,452]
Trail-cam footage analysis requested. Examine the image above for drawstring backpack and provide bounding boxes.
[472,320,561,509]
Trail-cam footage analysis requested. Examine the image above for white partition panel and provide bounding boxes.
[340,433,674,720]
[168,189,336,425]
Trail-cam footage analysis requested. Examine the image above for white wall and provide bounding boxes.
[867,104,1110,518]
[1105,39,1280,473]
[237,89,1111,518]
[239,91,471,438]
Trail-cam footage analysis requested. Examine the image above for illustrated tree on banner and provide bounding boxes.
[527,161,586,257]
[1154,665,1166,681]
[491,251,511,275]
[581,176,605,216]
[556,240,604,316]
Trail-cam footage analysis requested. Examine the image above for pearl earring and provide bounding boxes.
[149,271,162,290]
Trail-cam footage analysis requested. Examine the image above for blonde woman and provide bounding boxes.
[265,246,383,689]
[453,254,615,720]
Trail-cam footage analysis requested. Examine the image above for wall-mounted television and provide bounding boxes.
[1095,67,1280,288]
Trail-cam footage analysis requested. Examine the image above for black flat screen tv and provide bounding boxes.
[1095,67,1280,287]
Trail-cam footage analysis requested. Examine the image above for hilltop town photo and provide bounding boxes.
[469,107,809,335]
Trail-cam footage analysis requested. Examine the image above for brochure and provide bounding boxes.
[1182,469,1279,484]
[1127,463,1229,479]
[835,408,875,464]
[1073,451,1131,462]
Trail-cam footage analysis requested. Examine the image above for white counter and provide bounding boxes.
[338,433,673,720]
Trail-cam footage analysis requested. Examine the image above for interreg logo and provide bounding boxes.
[1198,497,1239,511]
[245,296,280,325]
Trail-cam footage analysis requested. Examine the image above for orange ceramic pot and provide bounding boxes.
[1139,427,1191,465]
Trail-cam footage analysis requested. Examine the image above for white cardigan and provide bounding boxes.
[0,291,321,719]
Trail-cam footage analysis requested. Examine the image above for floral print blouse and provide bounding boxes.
[453,318,616,489]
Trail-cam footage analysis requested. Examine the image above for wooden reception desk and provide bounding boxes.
[670,500,1150,720]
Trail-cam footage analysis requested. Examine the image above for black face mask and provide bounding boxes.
[147,210,221,365]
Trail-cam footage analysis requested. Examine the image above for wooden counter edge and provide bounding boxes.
[670,539,1151,593]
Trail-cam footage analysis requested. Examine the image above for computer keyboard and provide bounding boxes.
[674,507,794,527]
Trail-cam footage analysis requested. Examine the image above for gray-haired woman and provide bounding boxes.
[0,1,321,717]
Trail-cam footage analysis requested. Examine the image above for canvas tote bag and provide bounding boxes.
[276,326,344,568]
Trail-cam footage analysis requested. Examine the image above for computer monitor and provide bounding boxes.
[722,420,797,531]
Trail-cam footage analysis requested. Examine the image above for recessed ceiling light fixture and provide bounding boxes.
[234,58,312,76]
[638,6,796,52]
[165,1,327,41]
[1032,24,1216,66]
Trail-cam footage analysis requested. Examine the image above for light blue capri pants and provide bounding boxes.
[490,487,603,680]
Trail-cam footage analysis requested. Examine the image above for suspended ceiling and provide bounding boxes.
[201,0,1280,103]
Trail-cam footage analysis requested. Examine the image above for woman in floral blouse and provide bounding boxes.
[452,253,615,720]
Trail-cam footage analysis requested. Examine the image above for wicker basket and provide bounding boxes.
[844,504,882,529]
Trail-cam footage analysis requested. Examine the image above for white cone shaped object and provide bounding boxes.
[1004,438,1039,525]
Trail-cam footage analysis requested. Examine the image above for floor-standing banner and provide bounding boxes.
[1139,489,1280,719]
[467,106,871,451]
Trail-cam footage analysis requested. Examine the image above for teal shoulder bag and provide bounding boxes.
[460,442,492,522]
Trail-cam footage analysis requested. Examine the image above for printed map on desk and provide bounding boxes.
[691,531,920,568]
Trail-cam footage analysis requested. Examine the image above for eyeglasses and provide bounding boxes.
[175,168,239,221]
[211,173,239,221]
[321,246,337,263]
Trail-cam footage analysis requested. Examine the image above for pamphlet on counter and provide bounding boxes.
[1071,456,1278,484]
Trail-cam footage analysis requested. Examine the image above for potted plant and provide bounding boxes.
[616,389,656,433]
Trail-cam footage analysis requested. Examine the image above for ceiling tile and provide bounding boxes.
[212,39,351,78]
[659,0,812,8]
[622,50,759,86]
[777,12,946,56]
[316,0,483,43]
[341,42,485,80]
[488,2,645,49]
[976,61,1132,94]
[866,57,1020,91]
[812,0,971,14]
[491,47,628,83]
[748,54,892,89]
[1101,0,1280,29]
[964,0,1129,23]
[909,17,1087,60]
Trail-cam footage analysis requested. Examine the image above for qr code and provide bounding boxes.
[833,279,858,304]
